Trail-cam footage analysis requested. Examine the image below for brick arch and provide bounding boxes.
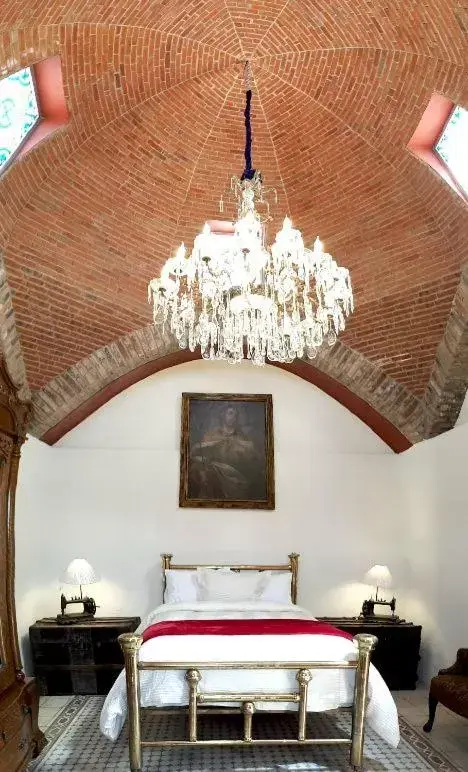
[29,328,424,452]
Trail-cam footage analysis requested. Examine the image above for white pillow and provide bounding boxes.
[258,572,292,604]
[164,570,198,603]
[196,568,268,602]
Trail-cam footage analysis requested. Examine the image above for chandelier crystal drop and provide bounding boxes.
[148,66,354,366]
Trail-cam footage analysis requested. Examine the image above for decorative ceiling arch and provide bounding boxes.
[27,266,468,448]
[424,263,468,437]
[0,0,467,447]
[29,328,418,452]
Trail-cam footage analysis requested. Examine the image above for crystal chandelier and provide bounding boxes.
[148,64,354,366]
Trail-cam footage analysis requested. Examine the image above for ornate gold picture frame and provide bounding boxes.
[179,393,275,509]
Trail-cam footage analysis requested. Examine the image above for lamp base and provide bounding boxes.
[358,613,402,624]
[361,596,397,619]
[56,612,96,625]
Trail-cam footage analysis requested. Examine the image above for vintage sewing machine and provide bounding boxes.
[360,595,399,622]
[56,593,97,625]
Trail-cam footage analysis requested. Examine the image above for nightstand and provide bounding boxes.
[29,616,140,695]
[318,617,422,690]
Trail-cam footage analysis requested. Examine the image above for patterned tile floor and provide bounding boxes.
[393,691,468,771]
[38,696,73,733]
[31,689,467,772]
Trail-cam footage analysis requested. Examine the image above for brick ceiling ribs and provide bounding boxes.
[0,0,467,449]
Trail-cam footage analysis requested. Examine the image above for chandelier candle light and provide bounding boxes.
[148,63,354,366]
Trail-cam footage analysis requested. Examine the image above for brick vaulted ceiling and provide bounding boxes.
[0,1,468,448]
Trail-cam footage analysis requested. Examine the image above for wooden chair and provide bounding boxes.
[423,648,468,732]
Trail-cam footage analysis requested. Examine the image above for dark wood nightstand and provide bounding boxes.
[29,616,140,695]
[317,617,422,690]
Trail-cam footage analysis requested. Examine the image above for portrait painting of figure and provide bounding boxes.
[179,393,275,509]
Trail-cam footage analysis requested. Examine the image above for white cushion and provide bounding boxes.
[164,570,198,603]
[196,568,269,602]
[258,572,292,604]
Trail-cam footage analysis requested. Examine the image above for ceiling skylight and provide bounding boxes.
[435,105,468,195]
[0,67,40,173]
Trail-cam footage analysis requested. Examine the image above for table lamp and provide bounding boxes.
[57,558,98,625]
[361,564,398,620]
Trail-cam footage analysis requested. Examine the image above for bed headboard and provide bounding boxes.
[161,553,299,604]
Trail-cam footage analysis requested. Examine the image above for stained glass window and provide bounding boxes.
[0,67,40,173]
[435,105,468,196]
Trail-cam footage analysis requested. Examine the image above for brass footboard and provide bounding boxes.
[119,632,377,772]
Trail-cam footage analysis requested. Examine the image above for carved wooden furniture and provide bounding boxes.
[423,648,468,733]
[30,617,140,695]
[0,360,44,771]
[118,553,377,772]
[318,618,422,690]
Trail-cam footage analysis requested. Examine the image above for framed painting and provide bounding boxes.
[179,393,275,509]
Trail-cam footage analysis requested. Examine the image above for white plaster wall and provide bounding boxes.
[16,360,403,673]
[398,421,468,681]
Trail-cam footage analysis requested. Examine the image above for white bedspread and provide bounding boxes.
[100,601,400,747]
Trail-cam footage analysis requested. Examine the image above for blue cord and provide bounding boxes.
[241,88,256,181]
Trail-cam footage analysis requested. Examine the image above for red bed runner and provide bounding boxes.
[142,618,353,643]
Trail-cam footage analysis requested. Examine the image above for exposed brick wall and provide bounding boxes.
[0,1,467,445]
[29,326,177,438]
[0,260,29,400]
[28,327,421,449]
[424,265,468,437]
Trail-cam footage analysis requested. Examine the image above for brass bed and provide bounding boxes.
[119,553,377,771]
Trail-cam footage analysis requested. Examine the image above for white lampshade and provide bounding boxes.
[62,559,97,586]
[365,564,392,588]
